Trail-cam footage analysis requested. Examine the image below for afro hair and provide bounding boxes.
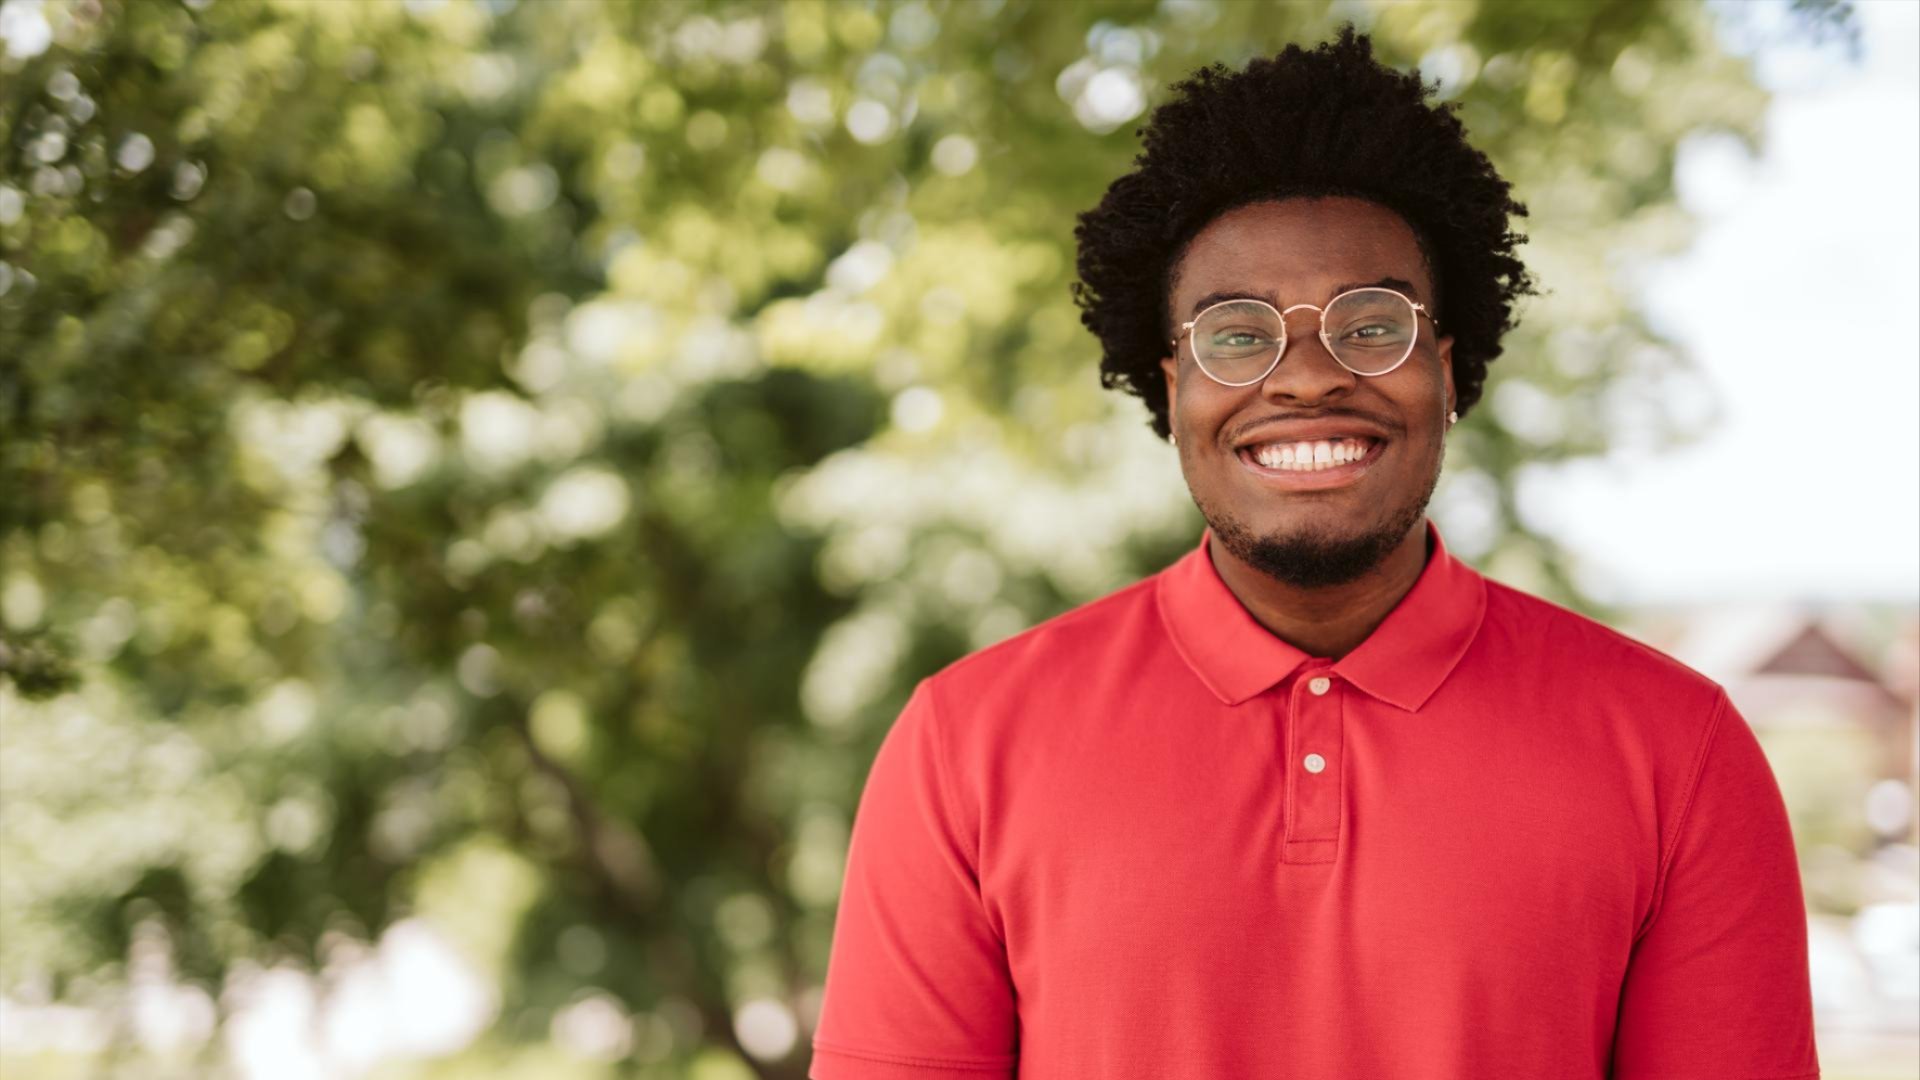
[1072,25,1536,439]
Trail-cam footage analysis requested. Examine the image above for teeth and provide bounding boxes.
[1251,437,1374,471]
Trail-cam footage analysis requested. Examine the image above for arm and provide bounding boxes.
[1610,689,1821,1079]
[809,678,1019,1080]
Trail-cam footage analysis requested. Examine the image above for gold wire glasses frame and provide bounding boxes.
[1170,287,1442,387]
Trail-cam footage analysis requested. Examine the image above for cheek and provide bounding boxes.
[1188,399,1248,451]
[1398,353,1451,422]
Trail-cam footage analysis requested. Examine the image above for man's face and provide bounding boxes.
[1159,197,1455,588]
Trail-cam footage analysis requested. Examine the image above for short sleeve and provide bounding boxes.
[1611,689,1821,1079]
[809,678,1018,1080]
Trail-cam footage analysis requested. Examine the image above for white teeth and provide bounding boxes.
[1250,437,1374,471]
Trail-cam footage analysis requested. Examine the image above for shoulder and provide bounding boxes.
[921,570,1165,709]
[1478,576,1727,708]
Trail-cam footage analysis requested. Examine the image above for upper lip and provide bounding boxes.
[1232,418,1394,451]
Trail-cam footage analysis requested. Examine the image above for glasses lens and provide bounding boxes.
[1192,300,1283,383]
[1324,289,1417,374]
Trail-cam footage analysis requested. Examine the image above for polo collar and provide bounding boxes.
[1154,518,1487,712]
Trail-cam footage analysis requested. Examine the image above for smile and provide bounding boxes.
[1235,436,1383,490]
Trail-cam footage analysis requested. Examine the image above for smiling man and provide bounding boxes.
[810,28,1819,1080]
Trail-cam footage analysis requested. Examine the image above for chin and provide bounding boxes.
[1204,499,1430,590]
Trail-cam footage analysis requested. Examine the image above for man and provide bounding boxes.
[809,28,1818,1080]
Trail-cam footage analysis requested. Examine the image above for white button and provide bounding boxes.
[1308,676,1331,696]
[1304,753,1327,774]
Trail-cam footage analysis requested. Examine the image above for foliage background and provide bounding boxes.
[0,0,1867,1077]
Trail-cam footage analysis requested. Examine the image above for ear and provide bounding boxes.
[1437,334,1456,418]
[1159,353,1180,434]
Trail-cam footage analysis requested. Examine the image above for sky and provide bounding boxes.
[1518,0,1920,605]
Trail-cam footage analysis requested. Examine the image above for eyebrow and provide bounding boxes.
[1186,277,1422,319]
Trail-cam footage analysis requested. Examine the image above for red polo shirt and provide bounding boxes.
[810,520,1819,1080]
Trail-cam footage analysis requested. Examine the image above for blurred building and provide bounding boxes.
[1635,603,1919,843]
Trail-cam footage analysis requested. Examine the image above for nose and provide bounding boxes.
[1260,305,1357,405]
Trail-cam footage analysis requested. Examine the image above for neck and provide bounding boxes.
[1207,521,1432,661]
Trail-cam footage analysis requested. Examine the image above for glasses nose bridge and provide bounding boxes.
[1275,301,1331,347]
[1253,300,1356,398]
[1272,300,1337,361]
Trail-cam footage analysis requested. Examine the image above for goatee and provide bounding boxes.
[1195,452,1441,589]
[1208,507,1421,588]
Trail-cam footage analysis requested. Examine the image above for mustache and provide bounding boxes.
[1224,408,1404,445]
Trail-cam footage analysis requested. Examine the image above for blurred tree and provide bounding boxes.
[0,0,1826,1076]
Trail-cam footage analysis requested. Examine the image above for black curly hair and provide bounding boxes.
[1073,25,1535,439]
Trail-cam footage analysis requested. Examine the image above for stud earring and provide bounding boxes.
[1169,431,1178,447]
[1447,410,1458,425]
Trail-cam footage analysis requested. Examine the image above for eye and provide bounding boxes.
[1340,321,1406,346]
[1207,325,1276,345]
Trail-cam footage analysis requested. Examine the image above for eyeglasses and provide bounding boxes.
[1170,287,1441,386]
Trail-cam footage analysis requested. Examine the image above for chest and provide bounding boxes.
[982,687,1649,1001]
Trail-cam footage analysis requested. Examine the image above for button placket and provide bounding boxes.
[1283,667,1343,864]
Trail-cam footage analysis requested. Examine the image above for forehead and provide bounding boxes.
[1171,197,1434,309]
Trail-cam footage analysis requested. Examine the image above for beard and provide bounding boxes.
[1194,447,1443,590]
